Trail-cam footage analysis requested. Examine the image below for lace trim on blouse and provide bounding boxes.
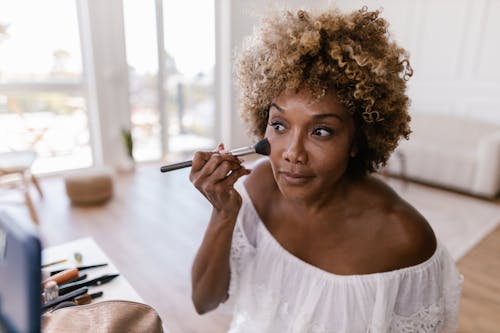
[227,179,463,333]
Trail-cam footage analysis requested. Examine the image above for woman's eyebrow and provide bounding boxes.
[270,103,284,112]
[270,102,343,121]
[313,113,344,122]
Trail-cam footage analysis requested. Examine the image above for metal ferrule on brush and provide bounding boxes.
[229,146,255,157]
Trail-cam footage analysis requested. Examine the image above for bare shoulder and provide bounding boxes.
[361,176,437,269]
[244,158,274,190]
[243,158,277,216]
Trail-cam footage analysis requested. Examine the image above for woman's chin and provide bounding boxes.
[276,180,317,203]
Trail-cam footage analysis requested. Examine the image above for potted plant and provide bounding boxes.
[120,128,135,172]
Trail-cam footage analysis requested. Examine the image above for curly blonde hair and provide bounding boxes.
[236,6,413,174]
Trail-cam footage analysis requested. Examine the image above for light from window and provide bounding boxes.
[0,0,92,174]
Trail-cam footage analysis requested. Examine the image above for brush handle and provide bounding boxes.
[43,268,79,286]
[160,146,255,173]
[160,160,193,172]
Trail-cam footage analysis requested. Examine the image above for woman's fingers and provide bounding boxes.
[218,166,251,188]
[190,147,242,185]
[190,151,233,181]
[209,158,243,181]
[214,143,225,153]
[202,154,239,178]
[191,151,213,174]
[189,143,252,213]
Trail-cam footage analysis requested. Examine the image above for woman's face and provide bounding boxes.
[264,89,357,203]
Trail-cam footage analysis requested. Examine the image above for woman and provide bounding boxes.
[190,6,463,332]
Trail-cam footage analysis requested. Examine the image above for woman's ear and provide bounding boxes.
[349,140,359,158]
[350,149,358,158]
[261,106,270,120]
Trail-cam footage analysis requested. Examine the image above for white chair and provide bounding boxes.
[386,112,500,198]
[0,151,43,224]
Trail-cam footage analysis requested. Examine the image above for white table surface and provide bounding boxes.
[42,237,143,303]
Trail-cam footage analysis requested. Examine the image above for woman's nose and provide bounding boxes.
[282,133,307,164]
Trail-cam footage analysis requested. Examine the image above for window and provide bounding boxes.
[123,0,216,162]
[162,0,216,154]
[0,0,92,173]
[123,0,160,162]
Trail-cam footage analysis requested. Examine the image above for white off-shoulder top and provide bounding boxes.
[226,178,463,333]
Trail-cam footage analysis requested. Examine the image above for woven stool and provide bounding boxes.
[64,167,114,205]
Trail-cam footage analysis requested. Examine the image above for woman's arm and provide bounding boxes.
[189,145,250,314]
[191,210,238,314]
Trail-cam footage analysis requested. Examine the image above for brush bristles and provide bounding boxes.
[254,138,271,156]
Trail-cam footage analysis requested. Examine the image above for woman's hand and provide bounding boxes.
[190,143,251,217]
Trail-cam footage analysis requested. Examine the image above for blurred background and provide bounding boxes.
[1,1,499,332]
[1,0,499,175]
[0,0,217,174]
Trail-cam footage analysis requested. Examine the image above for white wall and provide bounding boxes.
[78,0,131,169]
[224,0,500,146]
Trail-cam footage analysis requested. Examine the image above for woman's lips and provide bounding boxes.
[279,171,313,185]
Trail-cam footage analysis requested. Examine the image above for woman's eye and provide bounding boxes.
[312,128,333,137]
[269,121,285,132]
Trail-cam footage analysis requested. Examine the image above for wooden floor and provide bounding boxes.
[456,223,500,333]
[4,164,499,332]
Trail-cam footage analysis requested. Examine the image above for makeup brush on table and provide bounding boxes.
[160,138,271,172]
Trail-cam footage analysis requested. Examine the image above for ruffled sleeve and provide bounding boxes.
[442,247,464,333]
[387,245,464,333]
[227,178,258,299]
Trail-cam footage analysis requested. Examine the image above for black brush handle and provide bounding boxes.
[58,274,119,295]
[42,287,88,310]
[49,263,108,276]
[160,160,193,172]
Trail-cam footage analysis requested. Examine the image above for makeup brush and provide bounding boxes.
[160,138,271,172]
